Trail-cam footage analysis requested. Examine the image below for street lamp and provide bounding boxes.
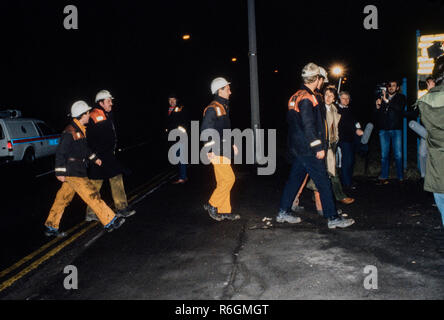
[331,65,344,92]
[182,34,191,40]
[231,57,237,62]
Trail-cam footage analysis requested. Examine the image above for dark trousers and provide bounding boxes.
[339,140,358,188]
[279,155,337,219]
[176,144,187,180]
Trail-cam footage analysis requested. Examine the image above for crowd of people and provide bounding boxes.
[45,53,444,237]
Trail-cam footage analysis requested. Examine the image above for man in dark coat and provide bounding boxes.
[166,93,189,184]
[278,62,355,229]
[85,90,135,221]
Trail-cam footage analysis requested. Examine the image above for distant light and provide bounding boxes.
[231,57,237,62]
[332,66,343,76]
[182,34,191,40]
[274,69,279,73]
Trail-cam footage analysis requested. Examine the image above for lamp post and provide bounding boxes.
[332,66,343,92]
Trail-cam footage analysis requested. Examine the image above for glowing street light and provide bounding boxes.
[332,66,343,76]
[231,57,237,62]
[331,65,345,92]
[182,34,191,40]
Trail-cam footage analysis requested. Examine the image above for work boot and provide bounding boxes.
[105,216,126,233]
[276,210,302,224]
[44,226,67,238]
[328,215,355,229]
[220,213,241,221]
[85,212,99,222]
[116,207,136,218]
[204,203,222,221]
[339,197,355,205]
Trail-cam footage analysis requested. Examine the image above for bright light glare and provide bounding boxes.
[182,34,191,40]
[332,66,343,76]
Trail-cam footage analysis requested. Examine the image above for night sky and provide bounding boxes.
[0,0,443,145]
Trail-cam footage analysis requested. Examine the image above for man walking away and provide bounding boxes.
[277,63,355,229]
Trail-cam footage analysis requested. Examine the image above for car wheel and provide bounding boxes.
[23,148,35,165]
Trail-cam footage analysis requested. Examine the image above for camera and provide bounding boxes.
[428,41,444,59]
[418,80,428,91]
[375,83,387,99]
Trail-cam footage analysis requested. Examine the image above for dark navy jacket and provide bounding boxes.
[200,95,232,158]
[287,85,327,159]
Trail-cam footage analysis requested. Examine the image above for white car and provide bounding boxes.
[0,110,60,164]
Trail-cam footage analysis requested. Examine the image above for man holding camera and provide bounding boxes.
[375,81,406,184]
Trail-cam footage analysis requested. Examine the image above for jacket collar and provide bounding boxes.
[214,95,230,111]
[301,85,316,95]
[72,119,86,136]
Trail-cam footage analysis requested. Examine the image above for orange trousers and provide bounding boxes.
[86,174,129,215]
[45,177,116,229]
[209,156,235,214]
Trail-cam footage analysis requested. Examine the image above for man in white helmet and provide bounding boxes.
[44,101,125,237]
[201,77,240,221]
[85,90,135,221]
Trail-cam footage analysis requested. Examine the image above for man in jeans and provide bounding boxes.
[277,63,355,229]
[375,81,407,184]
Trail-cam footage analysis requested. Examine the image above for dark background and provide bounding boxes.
[0,0,443,146]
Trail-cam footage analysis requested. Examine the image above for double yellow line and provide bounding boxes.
[0,169,175,293]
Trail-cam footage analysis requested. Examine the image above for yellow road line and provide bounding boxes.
[0,221,87,279]
[0,222,98,292]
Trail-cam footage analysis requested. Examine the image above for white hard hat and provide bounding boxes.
[319,67,329,83]
[211,77,231,94]
[301,63,321,78]
[71,100,92,118]
[95,90,114,103]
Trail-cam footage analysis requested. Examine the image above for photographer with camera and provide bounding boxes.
[375,80,406,184]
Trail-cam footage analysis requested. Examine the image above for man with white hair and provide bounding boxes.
[277,63,355,229]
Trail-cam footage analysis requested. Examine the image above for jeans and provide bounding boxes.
[434,193,444,227]
[176,144,187,180]
[338,140,358,188]
[280,155,337,219]
[379,129,403,180]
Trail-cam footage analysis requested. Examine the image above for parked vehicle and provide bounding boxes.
[0,110,60,164]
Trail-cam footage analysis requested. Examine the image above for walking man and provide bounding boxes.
[44,101,125,237]
[85,90,135,221]
[277,63,355,229]
[201,77,240,221]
